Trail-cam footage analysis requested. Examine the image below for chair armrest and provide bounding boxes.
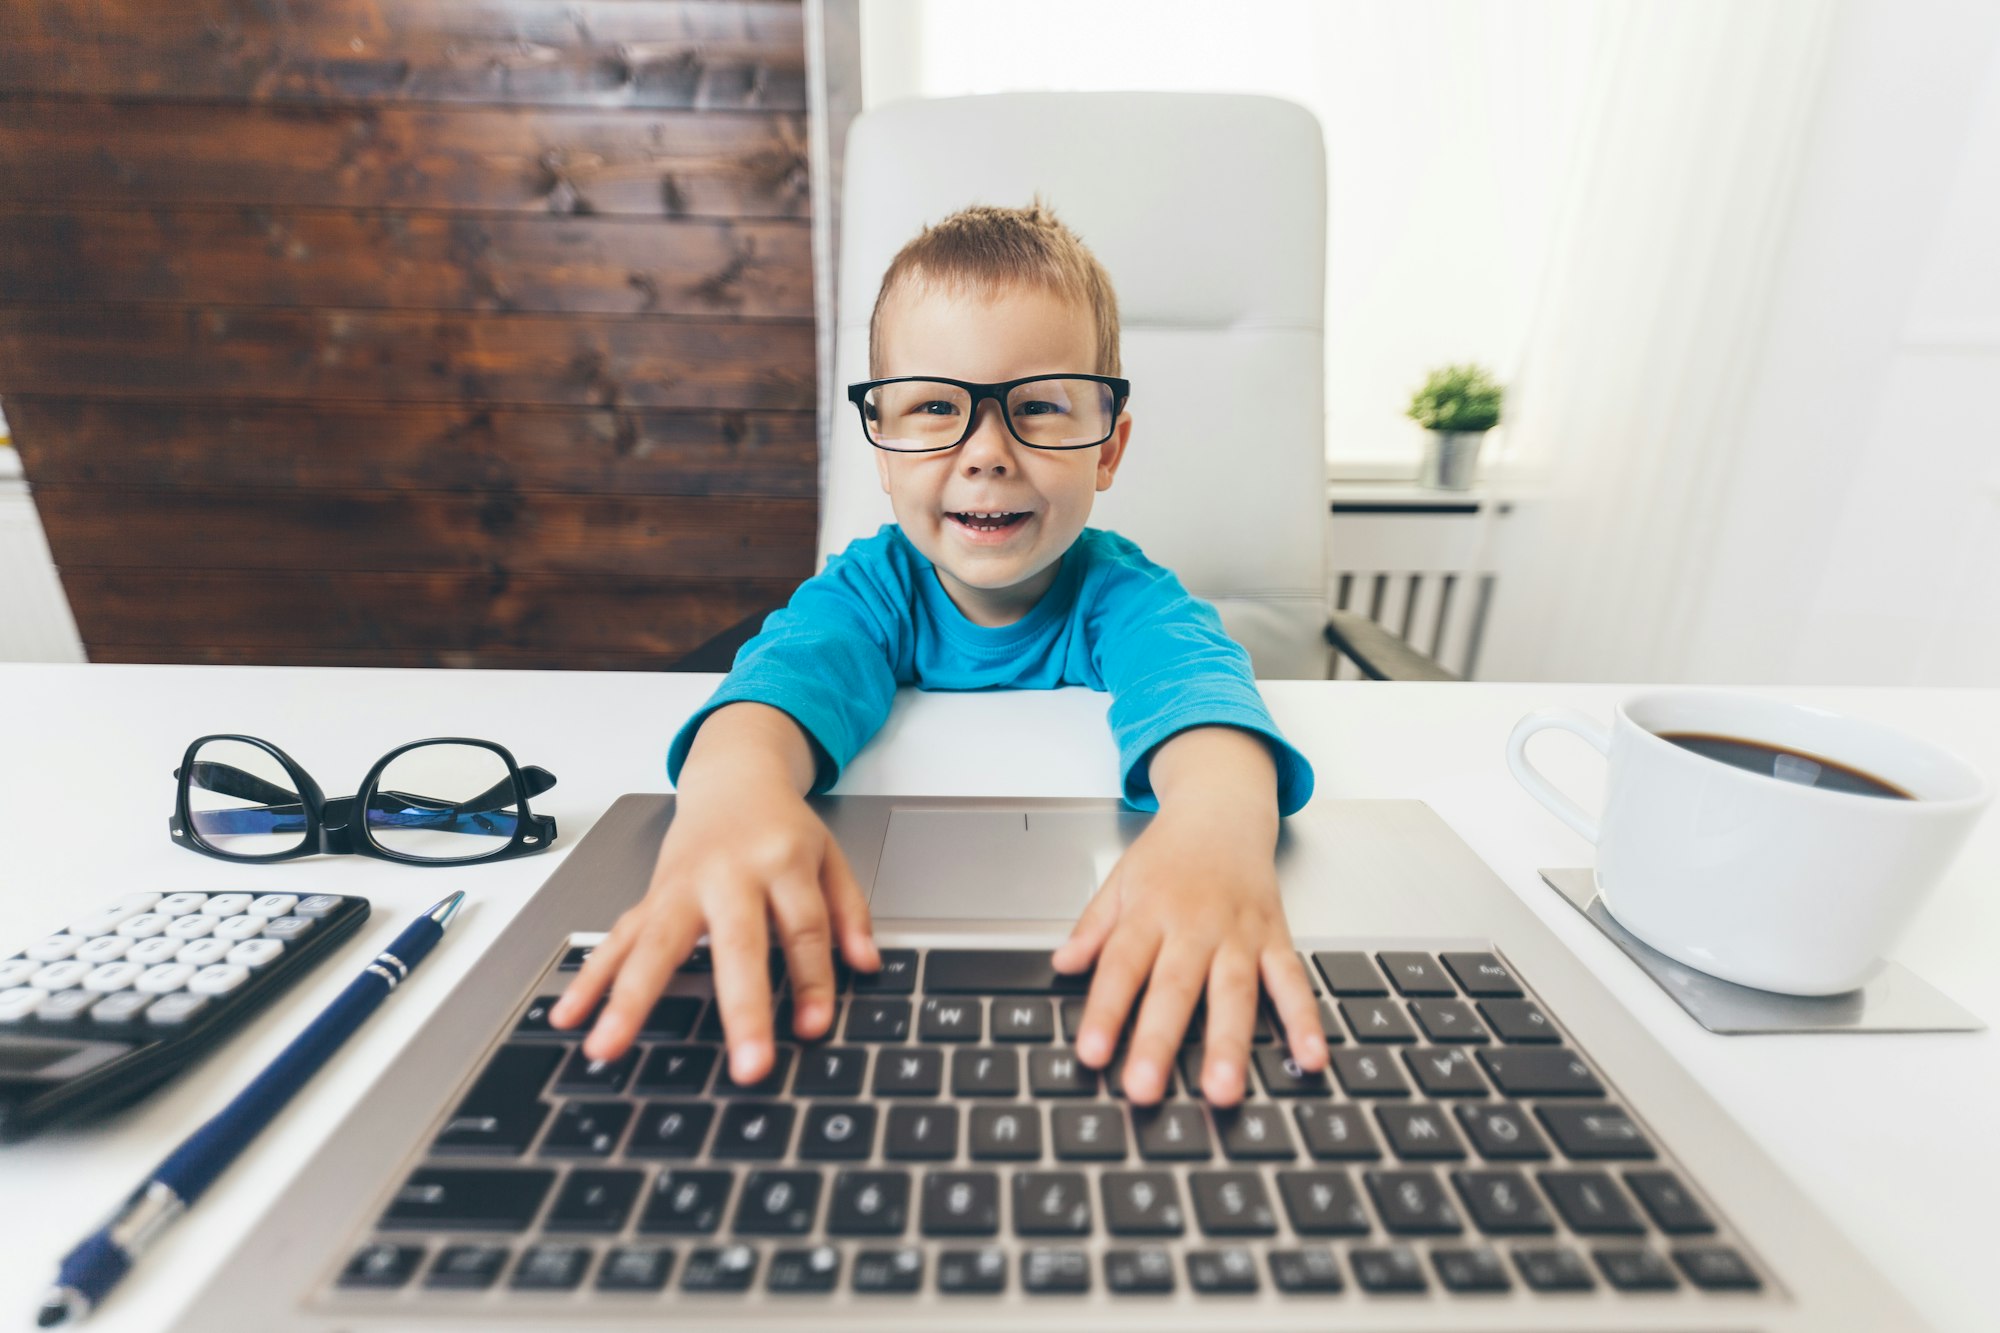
[674,608,777,673]
[1323,609,1461,682]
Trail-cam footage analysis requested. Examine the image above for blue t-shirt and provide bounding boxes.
[668,525,1314,815]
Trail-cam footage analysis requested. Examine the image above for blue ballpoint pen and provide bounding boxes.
[35,890,467,1327]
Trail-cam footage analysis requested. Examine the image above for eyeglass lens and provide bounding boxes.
[366,743,519,862]
[862,378,1116,451]
[186,738,309,857]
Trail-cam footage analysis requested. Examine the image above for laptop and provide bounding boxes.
[174,794,1920,1329]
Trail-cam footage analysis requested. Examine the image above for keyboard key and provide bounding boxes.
[937,1246,1008,1293]
[1330,1048,1410,1097]
[767,1244,841,1293]
[539,1100,633,1157]
[634,1045,716,1095]
[1253,1047,1330,1095]
[1593,1246,1679,1291]
[851,948,918,993]
[990,998,1054,1042]
[1537,1104,1656,1159]
[1013,1171,1091,1237]
[1177,1046,1248,1101]
[711,1103,794,1159]
[1540,1170,1645,1234]
[828,1169,911,1235]
[1106,1050,1179,1099]
[923,1171,1000,1236]
[1432,1246,1511,1292]
[627,1101,715,1158]
[554,1045,638,1095]
[885,1105,959,1160]
[1452,1169,1555,1234]
[852,1246,924,1292]
[1314,951,1388,995]
[1478,1047,1603,1097]
[511,1243,590,1290]
[1028,1049,1099,1096]
[1051,1104,1128,1160]
[513,996,574,1039]
[1133,1103,1212,1160]
[640,996,702,1040]
[920,997,983,1041]
[952,1047,1020,1096]
[924,950,1088,995]
[714,1045,794,1096]
[846,999,912,1042]
[1673,1244,1762,1291]
[1441,951,1522,997]
[1410,998,1490,1043]
[1454,1102,1552,1160]
[1215,1104,1295,1160]
[557,944,595,972]
[381,1167,555,1232]
[544,1169,643,1232]
[1379,951,1455,996]
[1021,1247,1090,1293]
[873,1047,943,1096]
[969,1104,1043,1160]
[338,1243,424,1289]
[434,1099,549,1157]
[1624,1169,1716,1234]
[794,1046,868,1096]
[734,1169,822,1234]
[681,1243,758,1292]
[1294,1104,1381,1160]
[1189,1170,1277,1236]
[1186,1246,1260,1293]
[1339,998,1416,1043]
[1101,1170,1186,1236]
[1269,1247,1345,1293]
[1351,1245,1426,1292]
[1376,1104,1468,1160]
[1365,1169,1463,1234]
[638,1169,734,1234]
[799,1103,877,1159]
[596,1245,674,1291]
[1513,1245,1595,1291]
[426,1243,509,1289]
[1104,1247,1176,1293]
[1276,1169,1371,1235]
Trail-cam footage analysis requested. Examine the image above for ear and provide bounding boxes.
[1094,410,1132,492]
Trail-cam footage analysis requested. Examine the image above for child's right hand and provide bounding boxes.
[550,705,879,1085]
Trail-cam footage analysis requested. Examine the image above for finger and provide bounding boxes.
[1051,875,1122,974]
[1201,948,1260,1106]
[1075,924,1157,1068]
[1122,941,1208,1105]
[1261,946,1328,1071]
[551,919,635,1029]
[586,910,701,1062]
[768,874,838,1040]
[707,894,776,1085]
[821,835,880,972]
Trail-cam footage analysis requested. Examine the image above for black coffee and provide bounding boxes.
[1659,732,1912,800]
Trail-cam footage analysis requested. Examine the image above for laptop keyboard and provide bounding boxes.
[324,943,1769,1306]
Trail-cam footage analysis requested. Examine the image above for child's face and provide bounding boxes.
[873,281,1130,626]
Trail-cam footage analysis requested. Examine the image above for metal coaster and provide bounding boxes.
[1538,869,1986,1035]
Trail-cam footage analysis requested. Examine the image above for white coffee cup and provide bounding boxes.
[1507,689,1990,995]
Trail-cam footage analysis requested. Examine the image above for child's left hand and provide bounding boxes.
[1051,735,1325,1107]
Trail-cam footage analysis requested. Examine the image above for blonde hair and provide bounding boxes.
[868,200,1121,376]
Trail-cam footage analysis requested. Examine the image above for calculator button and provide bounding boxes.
[205,894,253,917]
[31,961,90,992]
[146,992,210,1025]
[294,895,343,917]
[92,991,154,1024]
[213,915,266,942]
[110,892,162,913]
[157,893,209,917]
[137,963,196,994]
[176,938,233,967]
[28,934,84,961]
[247,894,298,918]
[0,987,48,1021]
[116,914,169,939]
[68,908,137,938]
[82,961,145,993]
[227,938,286,969]
[36,989,100,1021]
[0,959,37,988]
[189,963,252,996]
[125,936,183,966]
[166,915,219,941]
[262,916,316,942]
[74,936,132,965]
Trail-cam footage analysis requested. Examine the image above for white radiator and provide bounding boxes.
[1326,501,1504,680]
[0,463,86,664]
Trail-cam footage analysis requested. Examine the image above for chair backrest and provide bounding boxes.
[823,92,1333,678]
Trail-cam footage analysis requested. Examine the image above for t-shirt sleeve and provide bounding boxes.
[666,548,904,795]
[1087,547,1315,816]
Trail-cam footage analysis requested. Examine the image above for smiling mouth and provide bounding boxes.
[947,511,1032,533]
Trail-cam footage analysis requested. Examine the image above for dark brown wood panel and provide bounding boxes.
[7,399,817,498]
[33,487,817,579]
[0,208,812,317]
[0,1,806,110]
[0,306,815,408]
[0,99,811,217]
[88,643,732,669]
[64,568,791,663]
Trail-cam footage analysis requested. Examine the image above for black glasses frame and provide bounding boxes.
[169,734,558,866]
[847,374,1132,454]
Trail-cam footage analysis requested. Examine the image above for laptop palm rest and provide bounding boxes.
[868,806,1150,919]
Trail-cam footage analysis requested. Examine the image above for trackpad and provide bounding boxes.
[869,807,1148,920]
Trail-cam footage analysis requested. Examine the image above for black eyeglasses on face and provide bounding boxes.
[848,374,1131,454]
[169,735,557,866]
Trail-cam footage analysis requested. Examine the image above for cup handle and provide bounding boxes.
[1506,708,1611,844]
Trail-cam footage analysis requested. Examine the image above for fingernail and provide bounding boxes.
[1078,1031,1109,1064]
[732,1043,763,1081]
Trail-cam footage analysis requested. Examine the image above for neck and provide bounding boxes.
[935,559,1063,627]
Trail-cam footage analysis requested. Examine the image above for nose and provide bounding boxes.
[958,400,1016,476]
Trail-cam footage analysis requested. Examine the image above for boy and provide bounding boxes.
[554,202,1323,1107]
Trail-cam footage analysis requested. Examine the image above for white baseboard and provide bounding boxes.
[0,473,86,663]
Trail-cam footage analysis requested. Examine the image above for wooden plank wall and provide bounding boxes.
[0,0,819,669]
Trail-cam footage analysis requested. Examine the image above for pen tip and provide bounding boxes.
[427,890,467,928]
[37,1288,83,1327]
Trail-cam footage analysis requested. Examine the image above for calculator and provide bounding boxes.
[0,891,370,1142]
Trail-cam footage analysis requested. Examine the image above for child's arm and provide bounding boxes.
[550,701,880,1085]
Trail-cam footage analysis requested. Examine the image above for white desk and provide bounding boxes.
[0,665,1992,1332]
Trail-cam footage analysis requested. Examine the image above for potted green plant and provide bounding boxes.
[1407,363,1503,490]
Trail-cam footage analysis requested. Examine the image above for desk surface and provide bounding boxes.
[0,664,1992,1333]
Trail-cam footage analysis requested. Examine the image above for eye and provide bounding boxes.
[1016,399,1066,417]
[914,399,960,416]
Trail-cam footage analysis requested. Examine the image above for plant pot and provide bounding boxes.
[1419,430,1486,490]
